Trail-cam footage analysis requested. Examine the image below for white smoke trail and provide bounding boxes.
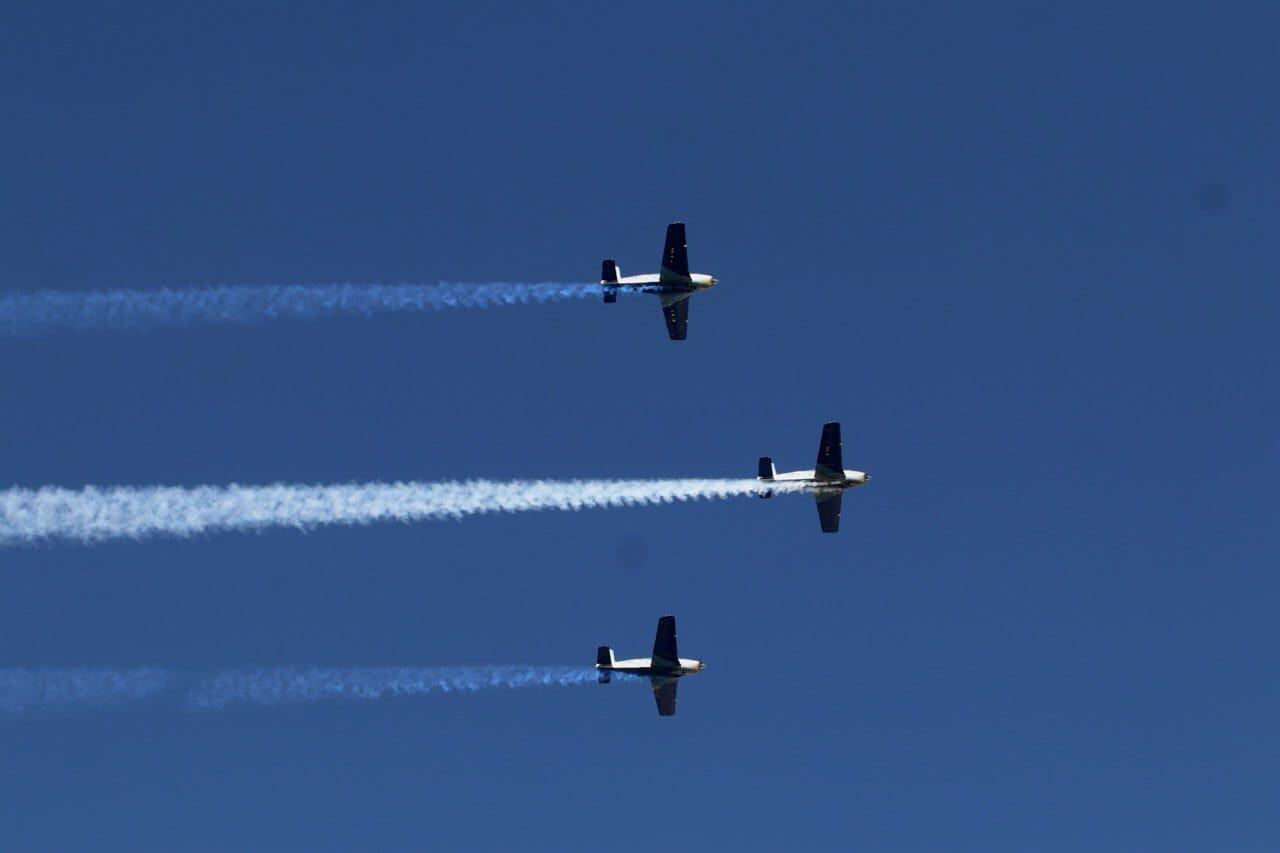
[0,282,605,336]
[0,668,174,714]
[0,666,609,715]
[0,478,800,547]
[188,665,601,710]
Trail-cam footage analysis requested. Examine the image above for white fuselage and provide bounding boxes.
[769,469,871,491]
[597,657,705,678]
[613,273,717,293]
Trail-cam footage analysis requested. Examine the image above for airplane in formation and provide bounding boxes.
[757,421,871,533]
[600,222,718,340]
[596,615,704,717]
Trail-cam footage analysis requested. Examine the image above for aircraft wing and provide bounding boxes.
[651,615,680,668]
[815,421,844,480]
[815,491,842,533]
[652,677,678,716]
[659,222,691,282]
[660,296,689,341]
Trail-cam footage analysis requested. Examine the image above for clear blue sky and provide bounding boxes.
[1,2,1277,850]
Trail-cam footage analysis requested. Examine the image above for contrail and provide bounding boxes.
[0,282,605,336]
[0,668,174,714]
[187,665,602,710]
[0,478,800,547]
[0,666,607,715]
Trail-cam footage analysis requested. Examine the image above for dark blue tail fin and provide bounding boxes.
[601,260,619,303]
[757,457,776,497]
[596,645,614,682]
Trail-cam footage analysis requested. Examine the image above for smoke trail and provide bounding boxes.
[188,665,600,710]
[0,666,608,715]
[0,668,174,714]
[0,282,605,336]
[0,478,800,547]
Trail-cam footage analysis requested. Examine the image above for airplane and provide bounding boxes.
[595,615,704,717]
[600,222,718,340]
[757,421,871,534]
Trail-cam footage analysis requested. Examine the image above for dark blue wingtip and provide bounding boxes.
[815,422,845,479]
[652,615,679,665]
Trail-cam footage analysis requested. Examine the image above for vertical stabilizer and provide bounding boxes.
[596,645,614,682]
[601,260,619,303]
[757,456,776,498]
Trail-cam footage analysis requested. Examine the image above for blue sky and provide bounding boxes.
[1,2,1277,850]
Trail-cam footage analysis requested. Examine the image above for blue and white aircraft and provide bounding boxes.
[757,422,871,533]
[596,615,704,717]
[600,222,717,340]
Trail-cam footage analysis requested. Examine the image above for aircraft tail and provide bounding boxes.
[601,260,619,303]
[814,421,844,480]
[757,457,776,498]
[596,645,614,683]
